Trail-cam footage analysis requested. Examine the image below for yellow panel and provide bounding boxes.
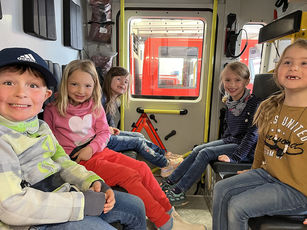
[294,11,307,40]
[282,12,307,41]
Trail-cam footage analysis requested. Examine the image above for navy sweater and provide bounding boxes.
[222,94,260,163]
[101,94,116,127]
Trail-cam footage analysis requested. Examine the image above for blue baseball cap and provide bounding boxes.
[0,47,57,89]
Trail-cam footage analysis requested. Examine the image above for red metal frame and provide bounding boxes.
[131,113,166,151]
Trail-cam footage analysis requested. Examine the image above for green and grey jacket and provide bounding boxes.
[0,115,103,229]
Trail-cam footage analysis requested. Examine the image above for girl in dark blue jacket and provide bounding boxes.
[162,62,259,206]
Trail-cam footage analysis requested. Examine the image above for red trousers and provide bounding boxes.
[80,148,172,227]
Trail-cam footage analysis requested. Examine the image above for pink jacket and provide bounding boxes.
[44,99,110,155]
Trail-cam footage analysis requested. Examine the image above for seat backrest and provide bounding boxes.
[44,60,62,92]
[42,60,62,110]
[53,63,62,90]
[252,73,281,101]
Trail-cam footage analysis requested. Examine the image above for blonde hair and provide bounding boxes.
[219,61,250,103]
[54,59,102,116]
[102,66,130,117]
[253,39,307,137]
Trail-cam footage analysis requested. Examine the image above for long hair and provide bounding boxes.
[219,61,250,103]
[54,59,102,116]
[102,66,130,117]
[253,39,307,137]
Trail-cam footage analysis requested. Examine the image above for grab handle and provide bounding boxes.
[136,107,188,115]
[165,130,176,140]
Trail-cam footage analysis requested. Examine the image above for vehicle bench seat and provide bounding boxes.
[210,161,251,173]
[45,60,61,90]
[249,215,307,230]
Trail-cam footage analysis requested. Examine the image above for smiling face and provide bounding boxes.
[67,69,95,106]
[0,69,52,122]
[110,75,129,97]
[221,68,249,101]
[277,45,307,92]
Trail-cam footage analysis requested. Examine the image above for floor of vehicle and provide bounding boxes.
[147,175,212,230]
[146,194,212,230]
[176,195,212,229]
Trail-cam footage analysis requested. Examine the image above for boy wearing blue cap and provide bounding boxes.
[0,47,146,230]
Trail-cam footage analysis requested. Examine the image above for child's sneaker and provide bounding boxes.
[160,158,183,178]
[160,178,173,192]
[165,189,188,207]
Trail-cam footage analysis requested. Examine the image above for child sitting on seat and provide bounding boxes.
[0,47,146,230]
[102,66,183,177]
[44,59,206,230]
[161,61,259,206]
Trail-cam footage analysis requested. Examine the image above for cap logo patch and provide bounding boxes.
[17,54,36,63]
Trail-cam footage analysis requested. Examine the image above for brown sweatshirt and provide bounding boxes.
[252,105,307,196]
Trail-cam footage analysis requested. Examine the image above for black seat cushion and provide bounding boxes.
[210,161,251,173]
[249,215,307,230]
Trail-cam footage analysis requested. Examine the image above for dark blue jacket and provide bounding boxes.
[222,94,260,163]
[101,94,116,128]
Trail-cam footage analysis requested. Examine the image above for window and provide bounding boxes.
[129,18,205,99]
[240,24,264,91]
[266,39,292,72]
[158,46,198,89]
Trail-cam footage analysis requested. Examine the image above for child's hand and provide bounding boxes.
[109,127,120,135]
[237,169,250,174]
[104,189,115,213]
[90,181,102,192]
[72,146,93,163]
[112,128,120,135]
[109,126,115,134]
[218,154,230,162]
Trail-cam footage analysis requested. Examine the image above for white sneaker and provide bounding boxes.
[161,158,183,178]
[165,152,183,160]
